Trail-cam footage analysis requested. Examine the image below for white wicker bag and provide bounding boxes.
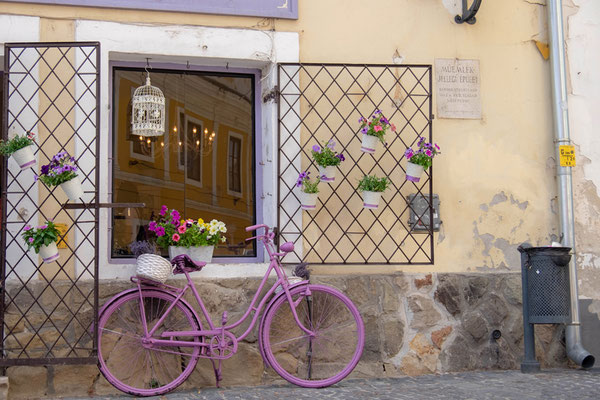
[136,254,172,283]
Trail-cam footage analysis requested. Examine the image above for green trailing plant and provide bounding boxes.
[36,151,79,187]
[311,140,345,167]
[296,171,320,194]
[358,110,395,143]
[0,131,35,156]
[357,175,390,193]
[21,221,60,253]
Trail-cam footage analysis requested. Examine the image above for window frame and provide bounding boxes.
[227,130,243,197]
[108,61,263,264]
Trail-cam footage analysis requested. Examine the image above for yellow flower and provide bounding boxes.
[197,218,204,225]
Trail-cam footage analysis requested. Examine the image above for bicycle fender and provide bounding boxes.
[257,281,309,368]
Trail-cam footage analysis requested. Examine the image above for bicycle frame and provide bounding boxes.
[136,227,314,355]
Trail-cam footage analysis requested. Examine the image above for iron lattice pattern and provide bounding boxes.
[1,43,100,365]
[277,63,434,265]
[527,260,571,322]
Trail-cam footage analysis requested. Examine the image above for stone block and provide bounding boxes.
[465,276,489,306]
[382,280,401,312]
[361,312,382,362]
[0,376,8,400]
[431,326,453,349]
[440,334,476,372]
[407,294,441,330]
[52,364,99,397]
[463,312,488,341]
[219,343,264,386]
[414,274,432,290]
[478,294,509,326]
[7,366,47,399]
[345,277,377,308]
[435,275,462,316]
[502,275,522,306]
[382,317,404,357]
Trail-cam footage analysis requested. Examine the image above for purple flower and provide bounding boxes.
[171,210,180,221]
[361,127,368,134]
[335,153,345,162]
[373,110,382,115]
[425,149,433,157]
[380,117,389,125]
[34,175,38,182]
[155,226,165,237]
[405,149,414,159]
[417,137,425,146]
[28,237,34,243]
[186,221,192,228]
[41,164,50,175]
[299,171,308,180]
[37,225,47,230]
[24,225,32,231]
[312,144,321,153]
[296,178,303,187]
[327,140,336,150]
[425,143,432,148]
[358,117,366,123]
[435,143,440,150]
[159,205,168,216]
[148,221,157,231]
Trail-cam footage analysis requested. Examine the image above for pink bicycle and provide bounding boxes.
[97,224,365,396]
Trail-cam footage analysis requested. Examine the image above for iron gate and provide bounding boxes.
[1,42,100,366]
[277,63,434,264]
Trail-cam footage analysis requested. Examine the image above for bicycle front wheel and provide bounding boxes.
[261,284,364,387]
[98,290,201,396]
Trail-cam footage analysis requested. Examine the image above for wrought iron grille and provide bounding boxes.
[1,42,100,365]
[277,63,434,264]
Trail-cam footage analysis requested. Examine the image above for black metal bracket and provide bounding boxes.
[455,0,483,25]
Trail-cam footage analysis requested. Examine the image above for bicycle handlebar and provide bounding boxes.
[245,224,269,233]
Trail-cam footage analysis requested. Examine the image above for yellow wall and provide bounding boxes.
[0,0,557,272]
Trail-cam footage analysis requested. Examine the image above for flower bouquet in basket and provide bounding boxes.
[0,131,36,170]
[36,151,83,201]
[149,205,227,263]
[22,221,61,263]
[404,137,440,182]
[358,110,395,154]
[357,175,390,209]
[129,240,172,283]
[296,171,320,211]
[311,140,345,182]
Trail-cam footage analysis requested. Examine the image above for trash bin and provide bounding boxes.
[519,245,571,324]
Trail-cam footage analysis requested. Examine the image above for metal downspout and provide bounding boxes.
[547,0,595,369]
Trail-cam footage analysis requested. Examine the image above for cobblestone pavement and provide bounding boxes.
[66,368,600,400]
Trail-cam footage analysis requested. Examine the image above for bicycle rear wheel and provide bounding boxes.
[97,290,201,396]
[261,284,364,387]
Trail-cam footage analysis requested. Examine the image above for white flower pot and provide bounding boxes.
[361,134,379,154]
[12,145,36,170]
[362,190,382,209]
[300,191,318,211]
[318,165,336,182]
[406,162,425,182]
[39,242,59,263]
[169,245,214,263]
[59,176,83,201]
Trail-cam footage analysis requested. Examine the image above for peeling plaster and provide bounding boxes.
[510,194,529,210]
[490,192,508,206]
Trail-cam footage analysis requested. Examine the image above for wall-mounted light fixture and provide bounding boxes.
[455,0,483,25]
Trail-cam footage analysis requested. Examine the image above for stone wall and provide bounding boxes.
[4,272,568,398]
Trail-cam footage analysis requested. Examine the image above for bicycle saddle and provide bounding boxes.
[171,254,206,274]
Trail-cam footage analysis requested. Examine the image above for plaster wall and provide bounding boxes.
[0,1,563,276]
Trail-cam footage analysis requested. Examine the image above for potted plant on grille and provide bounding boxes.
[296,171,320,210]
[357,174,390,209]
[311,140,345,182]
[150,205,227,263]
[358,110,395,154]
[129,240,172,283]
[0,131,36,170]
[404,137,441,182]
[22,221,61,263]
[36,151,83,201]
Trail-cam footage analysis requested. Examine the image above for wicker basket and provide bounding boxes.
[136,254,172,283]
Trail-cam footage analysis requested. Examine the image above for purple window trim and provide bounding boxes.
[3,0,298,19]
[108,60,264,264]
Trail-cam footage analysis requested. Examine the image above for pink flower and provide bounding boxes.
[28,237,34,243]
[24,225,32,231]
[374,125,383,132]
[148,221,157,231]
[391,124,396,132]
[172,233,180,242]
[177,225,187,234]
[425,149,433,157]
[159,205,168,216]
[155,226,165,237]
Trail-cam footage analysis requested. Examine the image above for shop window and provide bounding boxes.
[111,66,257,259]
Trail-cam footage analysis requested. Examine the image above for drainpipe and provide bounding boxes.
[547,0,595,369]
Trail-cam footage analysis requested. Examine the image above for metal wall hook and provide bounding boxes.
[455,0,483,25]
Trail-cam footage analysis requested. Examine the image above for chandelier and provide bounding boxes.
[131,69,165,137]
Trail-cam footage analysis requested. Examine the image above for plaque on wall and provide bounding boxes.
[435,58,481,119]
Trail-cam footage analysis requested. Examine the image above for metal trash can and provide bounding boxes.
[518,244,572,372]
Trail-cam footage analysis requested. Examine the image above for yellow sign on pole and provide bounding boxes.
[559,145,576,167]
[55,223,69,249]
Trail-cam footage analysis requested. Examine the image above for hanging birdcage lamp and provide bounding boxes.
[131,71,165,137]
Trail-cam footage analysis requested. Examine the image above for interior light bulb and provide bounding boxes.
[139,136,143,141]
[196,140,200,146]
[160,142,164,147]
[204,128,208,134]
[173,126,178,132]
[147,139,151,144]
[211,132,216,138]
[193,127,197,134]
[178,141,182,146]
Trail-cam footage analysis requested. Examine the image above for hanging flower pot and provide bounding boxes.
[318,165,337,182]
[362,190,383,209]
[39,242,60,263]
[12,145,36,170]
[169,245,214,263]
[405,162,425,182]
[59,176,84,201]
[360,134,379,154]
[300,190,319,210]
